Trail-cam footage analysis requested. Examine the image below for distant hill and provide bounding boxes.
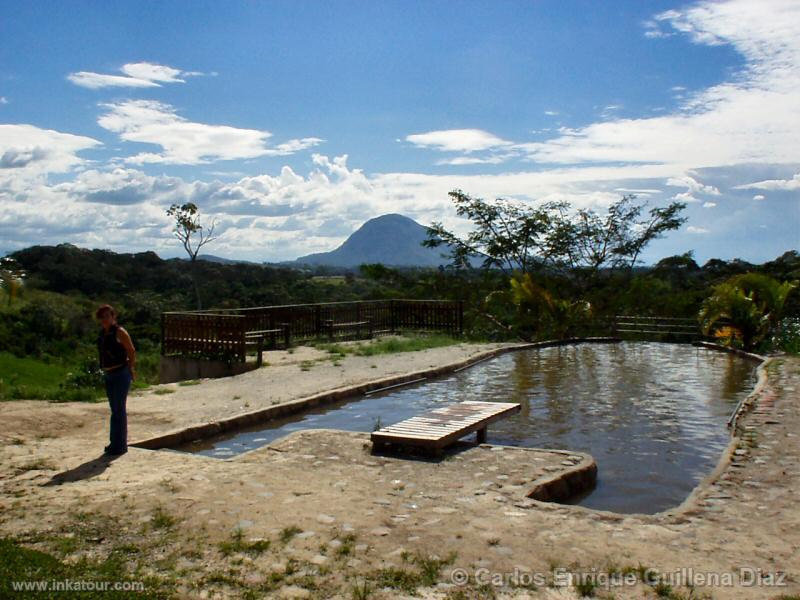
[195,254,258,265]
[295,214,451,267]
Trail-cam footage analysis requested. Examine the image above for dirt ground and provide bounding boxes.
[1,342,798,599]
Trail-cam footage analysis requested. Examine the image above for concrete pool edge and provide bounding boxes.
[129,336,621,451]
[525,449,599,503]
[661,345,770,519]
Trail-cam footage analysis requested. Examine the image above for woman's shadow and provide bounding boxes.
[43,453,123,486]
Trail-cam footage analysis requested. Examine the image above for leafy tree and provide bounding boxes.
[546,194,687,278]
[423,189,564,275]
[699,273,797,350]
[166,203,219,309]
[425,190,686,281]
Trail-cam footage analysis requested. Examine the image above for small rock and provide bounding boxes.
[296,531,316,539]
[432,507,457,514]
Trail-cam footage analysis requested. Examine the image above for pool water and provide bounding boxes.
[174,342,756,514]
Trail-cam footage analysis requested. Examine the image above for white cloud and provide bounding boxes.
[735,173,800,191]
[436,155,507,166]
[614,187,662,195]
[667,174,720,195]
[55,167,183,205]
[0,124,100,188]
[405,129,511,153]
[97,100,322,165]
[119,62,185,83]
[67,62,202,89]
[672,192,699,203]
[702,201,717,208]
[666,173,720,203]
[0,97,8,105]
[544,110,559,116]
[687,225,710,234]
[753,194,766,201]
[519,0,800,169]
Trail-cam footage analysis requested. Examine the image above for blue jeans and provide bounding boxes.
[104,365,131,452]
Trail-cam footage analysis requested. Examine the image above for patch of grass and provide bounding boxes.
[372,567,420,593]
[410,551,457,586]
[0,352,105,402]
[218,528,271,556]
[178,379,201,386]
[373,550,459,592]
[0,352,69,395]
[153,388,174,395]
[335,533,357,558]
[351,576,372,600]
[279,525,302,544]
[318,334,460,358]
[150,505,177,530]
[299,360,315,371]
[574,576,598,597]
[620,562,659,585]
[0,536,170,598]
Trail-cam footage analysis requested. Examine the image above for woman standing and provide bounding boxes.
[96,304,136,455]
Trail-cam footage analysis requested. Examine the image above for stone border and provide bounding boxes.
[691,340,766,363]
[526,450,598,503]
[130,337,621,451]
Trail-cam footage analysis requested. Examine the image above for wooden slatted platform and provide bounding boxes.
[371,400,521,456]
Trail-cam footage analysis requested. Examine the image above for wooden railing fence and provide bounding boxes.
[613,315,702,340]
[162,299,464,362]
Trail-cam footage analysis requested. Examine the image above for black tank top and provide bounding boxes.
[98,324,128,369]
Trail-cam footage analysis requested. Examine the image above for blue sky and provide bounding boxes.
[1,0,798,263]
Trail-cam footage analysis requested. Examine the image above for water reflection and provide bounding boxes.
[174,342,755,514]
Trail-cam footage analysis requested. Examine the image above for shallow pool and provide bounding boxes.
[175,342,756,514]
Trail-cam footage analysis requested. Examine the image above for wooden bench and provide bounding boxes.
[371,400,521,456]
[246,324,291,365]
[322,318,373,341]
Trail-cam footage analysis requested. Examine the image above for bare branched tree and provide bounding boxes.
[167,202,219,309]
